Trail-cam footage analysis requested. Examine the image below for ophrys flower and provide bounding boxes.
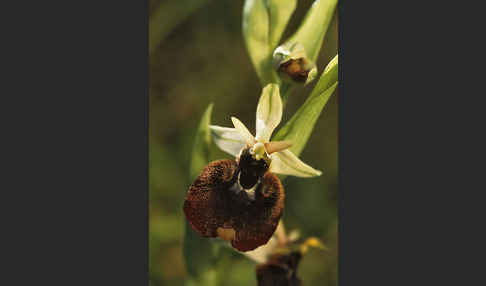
[210,83,322,178]
[183,84,321,252]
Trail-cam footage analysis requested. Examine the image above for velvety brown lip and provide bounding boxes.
[183,159,284,252]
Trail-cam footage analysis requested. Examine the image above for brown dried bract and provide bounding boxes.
[183,159,284,252]
[256,251,302,286]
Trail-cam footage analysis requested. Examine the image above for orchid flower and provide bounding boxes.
[210,84,322,178]
[184,84,323,252]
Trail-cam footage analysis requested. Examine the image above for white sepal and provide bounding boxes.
[231,117,255,145]
[209,125,247,157]
[269,149,322,177]
[255,84,282,142]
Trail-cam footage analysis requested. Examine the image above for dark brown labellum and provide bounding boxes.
[183,157,284,251]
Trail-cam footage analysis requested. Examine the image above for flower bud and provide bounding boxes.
[273,42,317,85]
[256,251,302,286]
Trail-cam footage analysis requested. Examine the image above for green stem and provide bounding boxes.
[280,82,295,107]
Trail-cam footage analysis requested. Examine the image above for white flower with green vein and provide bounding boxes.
[210,84,321,178]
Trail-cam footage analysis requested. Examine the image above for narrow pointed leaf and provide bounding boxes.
[267,0,297,49]
[256,84,282,141]
[184,104,222,285]
[189,104,213,180]
[243,0,270,84]
[313,54,338,95]
[286,0,338,62]
[272,55,338,157]
[243,0,279,85]
[270,149,322,177]
[210,126,246,157]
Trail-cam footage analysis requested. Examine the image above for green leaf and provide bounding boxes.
[312,54,338,97]
[243,0,291,85]
[267,0,297,49]
[184,104,222,285]
[149,0,210,55]
[285,0,338,62]
[189,104,213,180]
[272,55,338,157]
[242,0,269,83]
[243,0,274,85]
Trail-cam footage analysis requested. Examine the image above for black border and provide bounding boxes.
[3,0,470,284]
[2,0,149,284]
[338,0,465,284]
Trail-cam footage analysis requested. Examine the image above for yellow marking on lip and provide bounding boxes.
[217,227,236,242]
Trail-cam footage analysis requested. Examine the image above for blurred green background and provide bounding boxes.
[150,0,338,285]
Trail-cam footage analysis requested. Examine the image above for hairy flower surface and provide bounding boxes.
[184,159,284,251]
[184,84,321,251]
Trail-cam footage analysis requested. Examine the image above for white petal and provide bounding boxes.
[255,84,282,142]
[269,150,322,177]
[264,140,292,154]
[243,236,279,264]
[231,117,255,145]
[210,125,247,157]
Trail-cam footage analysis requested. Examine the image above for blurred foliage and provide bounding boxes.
[150,0,338,285]
[149,0,211,54]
